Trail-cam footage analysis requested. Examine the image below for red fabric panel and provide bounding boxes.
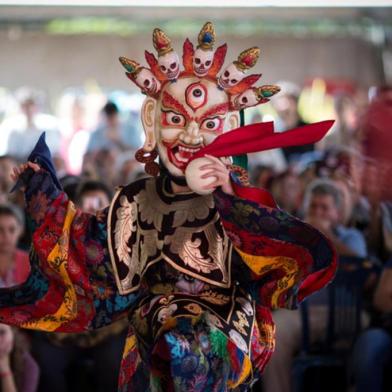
[191,120,334,161]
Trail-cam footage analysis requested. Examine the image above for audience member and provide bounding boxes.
[60,96,90,175]
[116,155,144,185]
[352,257,392,392]
[0,157,17,204]
[0,205,30,287]
[270,169,304,216]
[250,164,275,191]
[272,81,313,163]
[81,148,118,188]
[75,180,112,214]
[263,179,367,392]
[2,89,61,160]
[0,324,39,392]
[87,101,140,153]
[0,205,39,392]
[322,94,360,148]
[59,175,81,203]
[304,179,366,257]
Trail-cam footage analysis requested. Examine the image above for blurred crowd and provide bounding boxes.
[0,81,391,392]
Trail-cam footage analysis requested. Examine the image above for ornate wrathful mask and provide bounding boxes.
[119,22,280,177]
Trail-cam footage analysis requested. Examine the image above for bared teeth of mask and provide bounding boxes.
[177,146,197,162]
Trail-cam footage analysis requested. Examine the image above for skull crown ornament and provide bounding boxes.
[119,22,281,177]
[119,21,280,107]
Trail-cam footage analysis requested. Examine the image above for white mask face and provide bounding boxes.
[154,76,230,176]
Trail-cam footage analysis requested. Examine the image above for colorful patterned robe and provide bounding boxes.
[0,169,336,391]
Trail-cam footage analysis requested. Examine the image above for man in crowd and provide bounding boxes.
[1,89,61,160]
[263,179,367,392]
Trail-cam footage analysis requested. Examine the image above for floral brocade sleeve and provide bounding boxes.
[0,170,139,332]
[214,183,337,310]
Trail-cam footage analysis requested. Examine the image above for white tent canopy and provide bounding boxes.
[0,0,391,6]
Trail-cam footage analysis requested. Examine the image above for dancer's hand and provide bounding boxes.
[10,162,40,183]
[199,155,234,195]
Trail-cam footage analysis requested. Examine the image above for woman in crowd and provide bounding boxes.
[0,205,29,288]
[0,324,39,392]
[0,205,39,392]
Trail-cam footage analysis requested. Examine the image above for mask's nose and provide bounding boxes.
[179,121,203,145]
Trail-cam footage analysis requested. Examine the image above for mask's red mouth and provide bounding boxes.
[163,140,204,171]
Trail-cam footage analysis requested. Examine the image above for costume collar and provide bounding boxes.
[159,162,191,190]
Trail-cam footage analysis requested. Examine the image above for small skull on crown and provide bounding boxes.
[119,57,161,97]
[231,85,281,111]
[193,22,216,77]
[218,47,260,90]
[153,28,180,81]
